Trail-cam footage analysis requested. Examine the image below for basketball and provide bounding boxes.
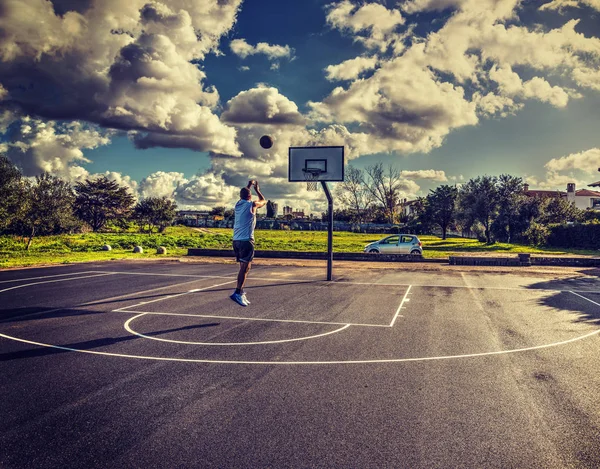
[259,135,273,149]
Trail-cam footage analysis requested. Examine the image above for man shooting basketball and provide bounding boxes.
[230,180,266,306]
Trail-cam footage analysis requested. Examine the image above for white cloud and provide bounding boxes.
[539,0,600,12]
[230,38,294,61]
[0,0,242,155]
[139,171,189,199]
[401,170,448,181]
[221,86,306,126]
[545,148,600,173]
[4,118,112,177]
[325,56,379,81]
[326,1,405,51]
[527,147,600,191]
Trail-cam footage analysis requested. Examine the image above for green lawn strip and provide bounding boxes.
[0,227,595,269]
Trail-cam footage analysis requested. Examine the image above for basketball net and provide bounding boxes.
[302,168,322,191]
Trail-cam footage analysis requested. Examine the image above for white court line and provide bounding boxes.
[0,271,100,284]
[112,279,237,312]
[2,327,599,365]
[85,270,600,294]
[570,291,600,307]
[390,285,412,327]
[124,315,351,345]
[116,309,389,328]
[1,272,599,365]
[0,273,116,295]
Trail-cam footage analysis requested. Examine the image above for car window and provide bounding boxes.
[400,235,413,244]
[383,236,399,244]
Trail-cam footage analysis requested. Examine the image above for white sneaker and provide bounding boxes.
[230,292,248,307]
[241,293,250,305]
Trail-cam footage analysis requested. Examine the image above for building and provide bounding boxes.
[283,206,293,216]
[523,183,600,211]
[566,183,600,210]
[176,210,209,226]
[272,202,279,217]
[292,210,305,218]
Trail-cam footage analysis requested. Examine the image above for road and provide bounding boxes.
[1,260,599,468]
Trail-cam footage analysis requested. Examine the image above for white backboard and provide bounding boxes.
[288,146,345,182]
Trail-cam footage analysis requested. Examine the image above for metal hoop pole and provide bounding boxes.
[321,181,333,281]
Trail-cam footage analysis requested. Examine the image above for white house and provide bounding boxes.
[566,183,600,210]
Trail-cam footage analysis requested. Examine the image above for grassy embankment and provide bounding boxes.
[0,226,596,269]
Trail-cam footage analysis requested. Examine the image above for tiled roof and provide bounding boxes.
[576,189,600,197]
[523,190,565,198]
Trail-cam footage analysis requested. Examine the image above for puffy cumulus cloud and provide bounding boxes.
[326,1,405,51]
[489,65,570,107]
[472,91,522,117]
[4,118,113,177]
[308,56,479,153]
[525,147,600,190]
[544,148,600,173]
[221,86,307,126]
[325,56,379,81]
[401,169,448,181]
[173,172,239,208]
[0,0,242,155]
[316,0,600,154]
[540,0,600,12]
[402,0,470,13]
[100,171,139,196]
[230,38,294,61]
[139,171,189,199]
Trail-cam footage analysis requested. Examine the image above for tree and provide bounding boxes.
[210,206,226,217]
[538,197,583,224]
[458,176,499,243]
[335,165,373,224]
[363,163,402,224]
[491,175,524,243]
[73,177,135,232]
[427,185,458,239]
[133,197,178,233]
[0,154,27,233]
[16,173,78,250]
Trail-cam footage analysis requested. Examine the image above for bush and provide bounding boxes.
[547,223,600,249]
[524,223,550,247]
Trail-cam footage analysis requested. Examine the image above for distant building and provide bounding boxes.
[292,210,305,218]
[283,206,293,216]
[272,202,279,217]
[523,183,600,210]
[176,210,210,226]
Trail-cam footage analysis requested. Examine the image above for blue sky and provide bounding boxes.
[1,0,600,213]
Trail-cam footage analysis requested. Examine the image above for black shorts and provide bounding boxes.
[233,240,255,263]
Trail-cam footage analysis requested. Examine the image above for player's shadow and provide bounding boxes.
[527,269,600,325]
[0,318,220,362]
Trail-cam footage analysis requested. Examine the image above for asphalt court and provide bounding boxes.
[1,263,599,364]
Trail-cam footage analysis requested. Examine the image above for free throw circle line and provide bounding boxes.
[124,314,351,345]
[2,327,600,364]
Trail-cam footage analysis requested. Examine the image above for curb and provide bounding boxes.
[187,249,444,263]
[187,249,600,267]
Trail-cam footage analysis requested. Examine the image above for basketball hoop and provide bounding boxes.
[302,168,322,191]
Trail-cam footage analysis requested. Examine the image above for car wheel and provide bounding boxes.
[410,250,421,256]
[368,249,379,253]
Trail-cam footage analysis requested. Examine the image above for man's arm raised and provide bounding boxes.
[252,181,267,210]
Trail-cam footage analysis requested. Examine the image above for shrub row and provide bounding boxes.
[547,224,600,250]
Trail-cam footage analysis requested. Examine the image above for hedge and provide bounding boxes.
[547,224,600,249]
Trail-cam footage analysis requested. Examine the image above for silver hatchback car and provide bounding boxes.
[364,234,423,255]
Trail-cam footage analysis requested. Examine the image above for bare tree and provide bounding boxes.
[335,165,372,224]
[363,162,402,224]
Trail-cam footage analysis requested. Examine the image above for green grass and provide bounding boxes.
[0,227,596,269]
